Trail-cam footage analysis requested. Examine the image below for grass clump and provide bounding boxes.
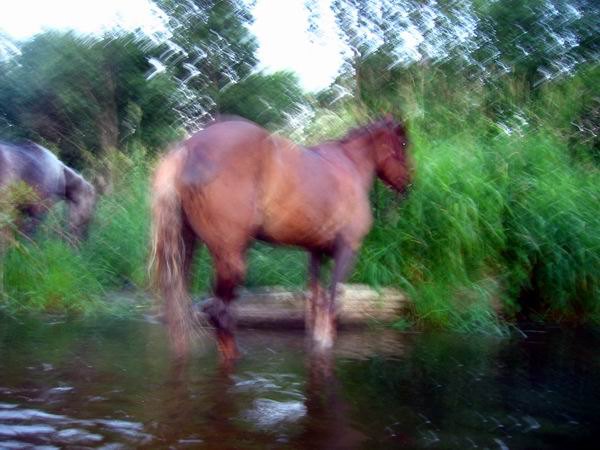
[2,238,105,314]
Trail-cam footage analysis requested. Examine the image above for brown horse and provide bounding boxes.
[150,114,412,359]
[0,140,96,240]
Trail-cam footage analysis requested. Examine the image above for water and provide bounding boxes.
[0,318,598,449]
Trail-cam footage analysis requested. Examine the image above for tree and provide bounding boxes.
[476,0,599,88]
[0,31,181,168]
[307,0,599,94]
[152,0,259,126]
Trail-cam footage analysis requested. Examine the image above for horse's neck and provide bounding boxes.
[63,166,90,203]
[333,137,377,189]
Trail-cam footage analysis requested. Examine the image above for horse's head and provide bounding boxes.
[370,114,413,196]
[64,167,97,241]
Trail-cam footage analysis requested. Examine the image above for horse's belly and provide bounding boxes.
[259,205,342,249]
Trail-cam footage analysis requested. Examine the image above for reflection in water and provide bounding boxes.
[0,318,599,449]
[300,348,366,449]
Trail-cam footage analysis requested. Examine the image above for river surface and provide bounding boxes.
[0,318,598,449]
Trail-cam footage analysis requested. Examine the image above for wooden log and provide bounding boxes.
[194,284,411,330]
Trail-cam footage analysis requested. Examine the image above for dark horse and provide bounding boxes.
[0,141,96,240]
[150,115,412,359]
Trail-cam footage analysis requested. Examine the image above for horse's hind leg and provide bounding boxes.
[204,250,246,359]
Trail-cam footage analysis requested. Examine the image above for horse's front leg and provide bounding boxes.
[306,251,323,333]
[313,239,356,349]
[205,252,246,360]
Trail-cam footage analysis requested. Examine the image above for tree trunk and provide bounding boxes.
[96,66,120,195]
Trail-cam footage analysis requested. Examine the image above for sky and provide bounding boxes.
[0,0,345,91]
[250,0,345,91]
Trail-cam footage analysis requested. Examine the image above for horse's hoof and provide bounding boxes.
[313,336,334,351]
[199,297,218,313]
[312,311,336,350]
[311,326,336,350]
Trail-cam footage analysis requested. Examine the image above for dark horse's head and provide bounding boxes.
[64,167,97,241]
[369,114,413,196]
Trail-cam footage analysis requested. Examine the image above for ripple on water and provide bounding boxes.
[0,403,153,447]
[0,403,18,409]
[0,424,56,437]
[0,409,66,422]
[244,398,306,430]
[0,442,58,450]
[55,428,104,444]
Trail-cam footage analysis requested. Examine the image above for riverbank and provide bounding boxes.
[1,124,598,334]
[2,73,599,333]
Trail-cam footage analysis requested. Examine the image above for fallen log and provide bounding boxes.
[194,284,411,329]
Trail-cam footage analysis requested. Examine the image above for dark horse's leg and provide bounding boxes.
[17,203,47,239]
[205,251,246,359]
[313,239,356,349]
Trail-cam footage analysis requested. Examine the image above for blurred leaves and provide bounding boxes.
[0,32,181,167]
[318,0,599,89]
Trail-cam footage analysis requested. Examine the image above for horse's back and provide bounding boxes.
[0,141,65,198]
[187,119,272,157]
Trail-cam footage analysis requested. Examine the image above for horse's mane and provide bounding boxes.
[339,115,407,144]
[0,139,52,158]
[305,119,390,153]
[336,117,396,144]
[339,124,375,143]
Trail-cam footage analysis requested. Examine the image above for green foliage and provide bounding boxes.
[476,0,599,86]
[500,132,600,319]
[81,147,152,288]
[323,0,598,97]
[155,0,258,97]
[0,32,181,168]
[534,64,600,164]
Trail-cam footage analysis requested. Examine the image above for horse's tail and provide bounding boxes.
[149,148,192,357]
